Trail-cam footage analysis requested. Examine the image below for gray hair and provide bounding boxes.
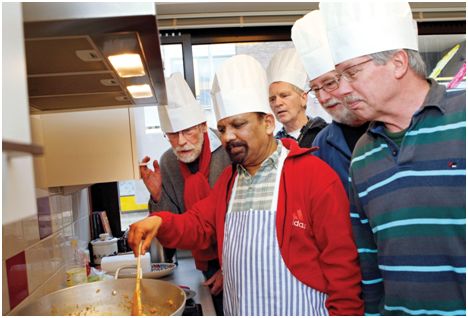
[370,49,427,78]
[288,82,306,95]
[287,82,307,110]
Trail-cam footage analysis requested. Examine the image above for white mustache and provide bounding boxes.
[343,95,363,105]
[323,98,342,108]
[175,145,195,152]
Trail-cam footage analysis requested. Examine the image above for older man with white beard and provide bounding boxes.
[292,10,368,190]
[139,72,230,315]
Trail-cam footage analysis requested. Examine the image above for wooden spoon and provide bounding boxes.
[131,241,143,316]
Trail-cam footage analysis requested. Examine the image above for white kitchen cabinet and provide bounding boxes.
[2,3,39,227]
[31,107,139,187]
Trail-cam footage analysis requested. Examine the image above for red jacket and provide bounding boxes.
[153,139,363,315]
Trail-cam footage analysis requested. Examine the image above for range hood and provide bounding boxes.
[22,3,167,113]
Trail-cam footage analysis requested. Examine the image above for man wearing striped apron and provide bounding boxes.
[129,55,364,315]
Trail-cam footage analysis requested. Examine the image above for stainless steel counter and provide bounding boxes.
[160,256,216,316]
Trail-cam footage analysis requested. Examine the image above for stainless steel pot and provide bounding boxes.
[12,278,186,316]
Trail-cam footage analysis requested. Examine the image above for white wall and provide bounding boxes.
[3,3,31,143]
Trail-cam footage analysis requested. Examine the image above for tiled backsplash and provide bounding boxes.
[36,196,52,239]
[2,187,91,315]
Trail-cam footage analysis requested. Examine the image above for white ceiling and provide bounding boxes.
[155,2,465,15]
[156,2,466,23]
[155,2,466,52]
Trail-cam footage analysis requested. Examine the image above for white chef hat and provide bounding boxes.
[266,48,308,90]
[211,55,272,122]
[319,1,419,65]
[291,10,335,81]
[158,72,206,133]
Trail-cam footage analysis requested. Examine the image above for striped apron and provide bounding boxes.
[222,149,328,316]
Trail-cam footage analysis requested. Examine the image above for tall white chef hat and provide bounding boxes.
[266,48,308,90]
[291,10,335,81]
[319,1,419,65]
[211,54,272,122]
[158,72,206,133]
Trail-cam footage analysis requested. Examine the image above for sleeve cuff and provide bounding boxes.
[150,211,174,232]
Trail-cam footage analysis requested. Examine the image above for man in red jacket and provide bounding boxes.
[129,55,363,315]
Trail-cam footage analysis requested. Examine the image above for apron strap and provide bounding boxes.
[270,146,289,211]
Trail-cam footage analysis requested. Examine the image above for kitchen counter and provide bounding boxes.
[160,256,216,316]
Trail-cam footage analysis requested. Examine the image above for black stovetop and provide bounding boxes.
[182,299,203,316]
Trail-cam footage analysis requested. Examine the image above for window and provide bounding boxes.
[419,34,466,91]
[161,44,185,77]
[193,44,235,109]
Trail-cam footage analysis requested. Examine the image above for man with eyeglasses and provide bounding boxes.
[267,48,328,147]
[292,10,368,190]
[321,2,466,316]
[129,55,364,315]
[139,72,230,315]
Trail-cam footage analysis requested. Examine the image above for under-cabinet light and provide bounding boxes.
[108,53,145,78]
[127,84,153,98]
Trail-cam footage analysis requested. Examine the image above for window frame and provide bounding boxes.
[160,21,465,94]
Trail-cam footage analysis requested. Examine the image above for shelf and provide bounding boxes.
[2,140,43,158]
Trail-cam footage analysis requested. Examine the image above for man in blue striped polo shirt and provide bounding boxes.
[320,1,466,315]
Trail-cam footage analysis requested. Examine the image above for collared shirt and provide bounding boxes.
[229,141,282,212]
[349,79,466,316]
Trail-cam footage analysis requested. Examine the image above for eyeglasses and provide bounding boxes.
[307,58,374,97]
[165,125,200,141]
[339,58,373,82]
[307,77,340,97]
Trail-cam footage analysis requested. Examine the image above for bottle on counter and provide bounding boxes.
[65,238,88,287]
[83,248,91,276]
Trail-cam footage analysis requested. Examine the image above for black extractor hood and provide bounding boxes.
[22,3,167,113]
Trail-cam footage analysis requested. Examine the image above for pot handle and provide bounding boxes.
[114,265,142,280]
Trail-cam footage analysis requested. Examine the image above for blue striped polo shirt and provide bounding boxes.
[348,80,466,315]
